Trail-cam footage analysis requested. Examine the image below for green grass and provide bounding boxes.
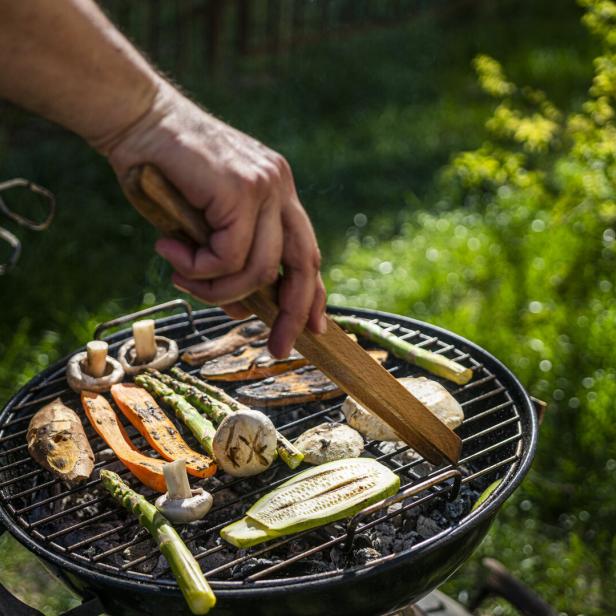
[0,1,608,614]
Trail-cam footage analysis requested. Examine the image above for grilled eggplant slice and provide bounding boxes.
[221,458,399,548]
[343,376,464,442]
[235,349,388,407]
[294,423,364,465]
[199,343,307,381]
[182,320,269,366]
[27,398,94,485]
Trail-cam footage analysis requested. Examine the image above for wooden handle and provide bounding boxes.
[122,164,462,465]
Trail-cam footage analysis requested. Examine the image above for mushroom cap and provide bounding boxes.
[294,422,364,465]
[117,336,179,376]
[66,352,125,393]
[155,487,213,524]
[213,409,277,477]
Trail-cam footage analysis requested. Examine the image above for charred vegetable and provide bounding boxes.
[111,383,216,479]
[213,409,278,477]
[27,398,94,485]
[82,391,167,492]
[100,470,216,615]
[294,423,364,465]
[221,458,399,548]
[343,376,464,442]
[152,369,304,470]
[117,319,179,376]
[135,374,217,456]
[333,315,473,385]
[171,367,245,412]
[66,340,124,393]
[182,320,269,366]
[155,460,213,524]
[235,349,387,407]
[199,344,307,381]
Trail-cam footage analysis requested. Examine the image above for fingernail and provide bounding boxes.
[317,313,328,335]
[173,281,190,295]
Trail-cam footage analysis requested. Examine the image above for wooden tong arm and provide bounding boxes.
[121,164,462,465]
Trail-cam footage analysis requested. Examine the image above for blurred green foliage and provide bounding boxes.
[0,0,613,614]
[327,1,616,612]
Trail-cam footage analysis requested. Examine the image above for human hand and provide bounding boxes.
[103,83,327,358]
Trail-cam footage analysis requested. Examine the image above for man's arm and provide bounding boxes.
[0,0,327,357]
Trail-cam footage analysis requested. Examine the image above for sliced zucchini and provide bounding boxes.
[221,458,399,548]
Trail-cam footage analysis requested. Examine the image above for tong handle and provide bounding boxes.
[121,165,461,465]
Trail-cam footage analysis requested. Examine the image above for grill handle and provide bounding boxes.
[93,298,196,340]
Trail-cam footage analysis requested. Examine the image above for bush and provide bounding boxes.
[326,1,616,612]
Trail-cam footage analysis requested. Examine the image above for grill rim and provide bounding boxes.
[0,305,538,599]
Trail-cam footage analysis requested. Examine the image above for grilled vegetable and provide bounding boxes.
[182,320,269,366]
[135,374,217,456]
[332,315,473,385]
[200,343,307,381]
[213,409,278,477]
[81,391,167,492]
[235,349,388,407]
[171,367,245,412]
[100,470,216,614]
[294,423,364,465]
[343,376,464,442]
[66,341,124,393]
[153,369,304,470]
[221,458,399,548]
[117,320,179,376]
[27,398,94,485]
[155,460,213,524]
[111,383,216,479]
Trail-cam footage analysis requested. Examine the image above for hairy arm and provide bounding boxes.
[0,0,327,357]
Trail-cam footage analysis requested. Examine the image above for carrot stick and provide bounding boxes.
[110,383,216,479]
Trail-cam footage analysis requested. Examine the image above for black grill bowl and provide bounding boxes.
[0,306,537,616]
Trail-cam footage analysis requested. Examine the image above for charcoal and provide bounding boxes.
[445,499,466,520]
[416,515,442,540]
[231,557,281,580]
[353,547,381,565]
[122,541,161,574]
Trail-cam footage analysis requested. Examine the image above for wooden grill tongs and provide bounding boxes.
[122,165,462,465]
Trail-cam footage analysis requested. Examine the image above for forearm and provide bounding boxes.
[0,0,159,148]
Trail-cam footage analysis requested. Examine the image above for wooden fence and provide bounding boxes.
[98,0,464,84]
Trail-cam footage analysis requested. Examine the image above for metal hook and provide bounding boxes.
[0,226,22,275]
[0,178,56,231]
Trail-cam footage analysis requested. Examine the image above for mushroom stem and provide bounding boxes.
[86,341,108,378]
[163,459,192,500]
[133,319,157,363]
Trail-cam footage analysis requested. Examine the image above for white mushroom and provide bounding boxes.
[294,422,364,465]
[343,376,464,441]
[212,409,277,477]
[155,459,213,524]
[66,341,125,393]
[117,319,179,376]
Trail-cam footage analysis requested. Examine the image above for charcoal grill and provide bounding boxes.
[0,301,538,616]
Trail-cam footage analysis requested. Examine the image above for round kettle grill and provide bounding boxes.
[0,302,538,616]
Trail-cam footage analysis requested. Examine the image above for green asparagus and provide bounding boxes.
[134,374,216,456]
[332,315,473,385]
[100,470,216,615]
[171,367,245,412]
[154,369,304,470]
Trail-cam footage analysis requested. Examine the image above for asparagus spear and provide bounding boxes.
[153,369,304,470]
[171,367,245,412]
[332,315,473,385]
[134,374,217,456]
[100,470,216,615]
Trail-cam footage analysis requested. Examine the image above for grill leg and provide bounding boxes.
[469,558,557,616]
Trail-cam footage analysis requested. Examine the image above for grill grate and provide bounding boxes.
[0,306,527,591]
